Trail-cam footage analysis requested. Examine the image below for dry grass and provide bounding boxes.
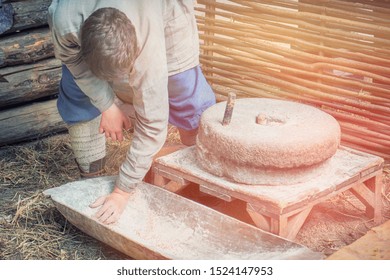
[0,127,389,259]
[0,133,129,260]
[0,126,181,260]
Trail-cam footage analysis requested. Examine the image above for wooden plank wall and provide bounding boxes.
[196,0,390,159]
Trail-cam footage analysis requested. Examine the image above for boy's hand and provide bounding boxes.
[90,187,132,224]
[100,103,131,141]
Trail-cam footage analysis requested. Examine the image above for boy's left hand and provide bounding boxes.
[100,103,132,142]
[90,186,132,224]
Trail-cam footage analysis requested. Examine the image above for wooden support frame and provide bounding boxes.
[247,203,313,240]
[200,184,234,202]
[151,146,384,240]
[350,172,383,224]
[244,169,383,239]
[152,166,190,193]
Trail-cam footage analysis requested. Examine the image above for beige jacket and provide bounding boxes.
[48,0,199,191]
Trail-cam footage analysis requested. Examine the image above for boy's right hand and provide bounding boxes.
[90,186,132,225]
[100,103,132,141]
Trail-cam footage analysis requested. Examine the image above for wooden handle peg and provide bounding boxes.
[222,92,236,126]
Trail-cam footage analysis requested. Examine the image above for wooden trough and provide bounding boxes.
[44,176,323,260]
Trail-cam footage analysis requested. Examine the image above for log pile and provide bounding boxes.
[196,0,390,159]
[0,0,65,146]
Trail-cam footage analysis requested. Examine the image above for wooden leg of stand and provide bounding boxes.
[246,204,271,232]
[247,204,313,240]
[148,143,189,192]
[280,207,313,240]
[350,173,383,224]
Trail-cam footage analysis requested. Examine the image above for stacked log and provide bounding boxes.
[0,0,66,146]
[196,0,390,159]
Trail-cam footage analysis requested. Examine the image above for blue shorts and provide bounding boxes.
[58,65,215,130]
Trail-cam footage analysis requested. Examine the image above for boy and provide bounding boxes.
[48,0,215,224]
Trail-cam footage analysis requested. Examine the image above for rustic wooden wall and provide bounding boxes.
[0,0,65,146]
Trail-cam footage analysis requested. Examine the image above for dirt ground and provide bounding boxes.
[0,128,389,260]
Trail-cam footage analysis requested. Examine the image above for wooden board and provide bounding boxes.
[44,176,323,260]
[0,27,53,68]
[327,219,390,260]
[0,57,61,109]
[0,99,67,146]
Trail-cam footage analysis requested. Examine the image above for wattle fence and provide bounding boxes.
[196,0,390,159]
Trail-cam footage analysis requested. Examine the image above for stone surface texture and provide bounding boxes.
[196,98,341,185]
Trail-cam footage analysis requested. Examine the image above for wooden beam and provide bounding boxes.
[0,27,53,67]
[0,99,67,146]
[0,57,61,109]
[0,0,51,35]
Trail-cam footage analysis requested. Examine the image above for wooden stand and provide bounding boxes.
[152,146,384,240]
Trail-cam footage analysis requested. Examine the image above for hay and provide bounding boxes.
[0,134,129,260]
[0,129,389,259]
